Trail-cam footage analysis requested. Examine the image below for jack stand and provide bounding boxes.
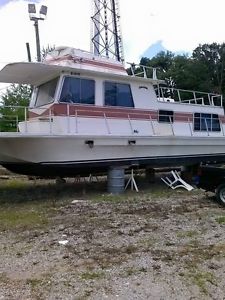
[88,174,99,182]
[125,169,139,192]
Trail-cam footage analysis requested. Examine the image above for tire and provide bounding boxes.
[215,184,225,205]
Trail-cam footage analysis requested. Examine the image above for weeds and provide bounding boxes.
[80,271,105,280]
[26,278,43,289]
[0,208,48,231]
[177,230,199,239]
[122,267,148,277]
[215,216,225,224]
[186,269,217,295]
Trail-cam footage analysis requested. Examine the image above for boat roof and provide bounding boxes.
[0,61,164,86]
[0,62,64,85]
[0,46,164,86]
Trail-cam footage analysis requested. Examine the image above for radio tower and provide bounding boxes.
[91,0,124,62]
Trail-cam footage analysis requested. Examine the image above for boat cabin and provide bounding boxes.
[0,46,223,138]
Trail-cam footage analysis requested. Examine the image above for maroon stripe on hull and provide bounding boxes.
[28,103,224,123]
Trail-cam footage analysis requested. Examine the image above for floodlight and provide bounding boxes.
[28,3,36,14]
[40,5,48,16]
[27,3,48,62]
[28,3,36,21]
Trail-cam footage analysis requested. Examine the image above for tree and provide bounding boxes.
[0,84,32,132]
[193,43,225,95]
[140,51,174,80]
[166,55,213,92]
[138,43,225,100]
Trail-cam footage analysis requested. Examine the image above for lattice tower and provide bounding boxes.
[91,0,124,62]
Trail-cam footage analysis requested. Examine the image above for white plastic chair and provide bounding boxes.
[161,170,194,191]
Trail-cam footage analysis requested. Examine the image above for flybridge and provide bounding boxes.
[44,47,127,76]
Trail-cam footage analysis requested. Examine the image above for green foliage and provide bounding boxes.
[215,216,225,224]
[0,84,31,132]
[138,42,225,99]
[193,43,225,94]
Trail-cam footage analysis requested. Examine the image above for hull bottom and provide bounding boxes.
[3,154,225,177]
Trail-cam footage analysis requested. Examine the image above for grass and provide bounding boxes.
[177,230,199,239]
[0,178,76,231]
[122,267,148,277]
[0,272,8,283]
[0,178,81,205]
[26,278,43,289]
[80,271,105,280]
[0,208,49,231]
[186,269,217,295]
[215,216,225,224]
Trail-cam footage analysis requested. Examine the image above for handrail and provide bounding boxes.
[188,118,193,136]
[204,118,210,136]
[49,108,52,134]
[220,118,225,136]
[67,104,70,133]
[104,112,111,134]
[128,114,134,134]
[157,87,222,107]
[149,115,155,135]
[127,62,159,80]
[169,116,174,135]
[0,104,224,136]
[75,109,78,133]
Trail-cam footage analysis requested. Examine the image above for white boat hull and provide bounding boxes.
[1,133,225,176]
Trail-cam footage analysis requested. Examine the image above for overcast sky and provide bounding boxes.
[0,0,225,91]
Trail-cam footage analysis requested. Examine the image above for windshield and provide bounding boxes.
[35,77,59,107]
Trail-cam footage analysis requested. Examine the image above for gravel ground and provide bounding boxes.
[1,176,225,299]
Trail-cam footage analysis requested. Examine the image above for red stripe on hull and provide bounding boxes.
[28,103,224,124]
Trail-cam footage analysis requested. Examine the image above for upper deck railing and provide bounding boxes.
[126,62,158,80]
[126,62,223,107]
[156,86,223,107]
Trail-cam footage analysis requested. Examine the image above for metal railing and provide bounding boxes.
[127,62,158,80]
[0,105,224,138]
[156,87,222,107]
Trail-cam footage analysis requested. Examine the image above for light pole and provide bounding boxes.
[28,4,48,62]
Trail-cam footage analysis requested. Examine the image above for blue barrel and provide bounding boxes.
[107,167,125,194]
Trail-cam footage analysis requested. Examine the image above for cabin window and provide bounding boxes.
[35,77,58,107]
[104,82,134,107]
[158,110,174,123]
[194,113,221,131]
[60,77,95,105]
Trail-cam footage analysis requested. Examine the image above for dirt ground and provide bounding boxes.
[0,174,225,300]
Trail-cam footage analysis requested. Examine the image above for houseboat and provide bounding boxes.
[0,46,224,177]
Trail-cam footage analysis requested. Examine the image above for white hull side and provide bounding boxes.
[0,134,225,164]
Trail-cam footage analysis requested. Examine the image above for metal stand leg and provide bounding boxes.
[125,169,139,192]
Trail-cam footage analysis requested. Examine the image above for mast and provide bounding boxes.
[91,0,124,62]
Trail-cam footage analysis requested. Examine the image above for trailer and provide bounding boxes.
[197,164,225,205]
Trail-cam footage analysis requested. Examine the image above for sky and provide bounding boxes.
[0,0,225,91]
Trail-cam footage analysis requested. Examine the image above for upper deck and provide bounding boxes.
[0,46,223,137]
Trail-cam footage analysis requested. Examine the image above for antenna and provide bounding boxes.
[91,0,124,62]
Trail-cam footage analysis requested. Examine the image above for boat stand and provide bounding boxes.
[88,174,99,182]
[125,169,139,192]
[161,170,194,191]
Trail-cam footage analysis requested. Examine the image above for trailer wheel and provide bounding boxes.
[216,184,225,205]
